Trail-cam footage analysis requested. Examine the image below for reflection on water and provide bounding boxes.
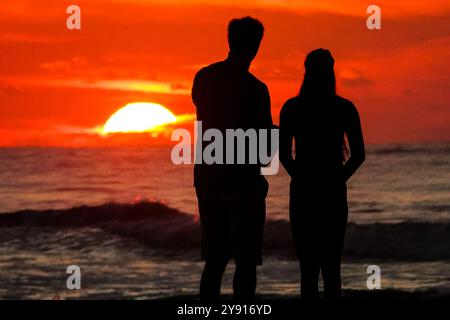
[0,227,449,299]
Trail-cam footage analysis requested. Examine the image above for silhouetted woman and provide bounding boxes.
[279,49,365,300]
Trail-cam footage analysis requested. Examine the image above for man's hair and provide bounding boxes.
[227,17,264,52]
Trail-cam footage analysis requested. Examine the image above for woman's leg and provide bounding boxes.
[290,181,320,300]
[321,183,348,300]
[321,252,342,300]
[299,254,320,300]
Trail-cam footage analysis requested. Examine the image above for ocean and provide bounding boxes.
[0,143,449,299]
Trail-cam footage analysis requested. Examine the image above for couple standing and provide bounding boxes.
[192,17,365,302]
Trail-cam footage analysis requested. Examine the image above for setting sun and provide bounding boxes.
[101,102,177,134]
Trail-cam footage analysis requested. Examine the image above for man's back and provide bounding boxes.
[193,16,269,302]
[192,59,272,188]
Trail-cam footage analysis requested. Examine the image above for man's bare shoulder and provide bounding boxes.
[195,61,226,79]
[247,72,268,92]
[280,97,301,116]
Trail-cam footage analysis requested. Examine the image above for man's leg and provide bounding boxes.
[229,191,258,301]
[196,187,229,302]
[200,258,228,302]
[233,262,257,301]
[229,179,267,301]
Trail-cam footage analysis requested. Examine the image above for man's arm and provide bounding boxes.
[261,84,273,129]
[258,84,276,167]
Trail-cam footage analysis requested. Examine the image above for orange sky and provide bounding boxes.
[0,0,449,146]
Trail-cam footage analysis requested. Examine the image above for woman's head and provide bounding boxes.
[299,48,336,99]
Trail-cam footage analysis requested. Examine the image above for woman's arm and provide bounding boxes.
[279,104,296,177]
[343,103,365,181]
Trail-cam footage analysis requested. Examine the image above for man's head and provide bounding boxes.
[228,17,264,63]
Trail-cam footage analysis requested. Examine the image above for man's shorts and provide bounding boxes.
[195,177,268,265]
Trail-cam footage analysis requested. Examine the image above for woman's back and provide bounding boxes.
[279,48,365,300]
[280,95,359,183]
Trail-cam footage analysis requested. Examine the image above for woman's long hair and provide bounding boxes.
[299,49,349,161]
[299,48,336,100]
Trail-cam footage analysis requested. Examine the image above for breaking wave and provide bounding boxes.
[0,202,449,261]
[369,143,450,156]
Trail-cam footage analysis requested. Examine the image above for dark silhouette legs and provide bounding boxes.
[196,179,267,302]
[233,263,257,301]
[199,259,257,302]
[321,255,343,300]
[200,259,227,302]
[290,181,348,301]
[299,257,320,300]
[296,254,343,301]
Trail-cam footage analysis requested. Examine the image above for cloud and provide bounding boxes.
[0,84,25,95]
[0,33,56,44]
[339,70,374,87]
[62,79,191,95]
[109,0,449,17]
[40,57,90,72]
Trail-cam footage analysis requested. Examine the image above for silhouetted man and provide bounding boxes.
[192,17,272,302]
